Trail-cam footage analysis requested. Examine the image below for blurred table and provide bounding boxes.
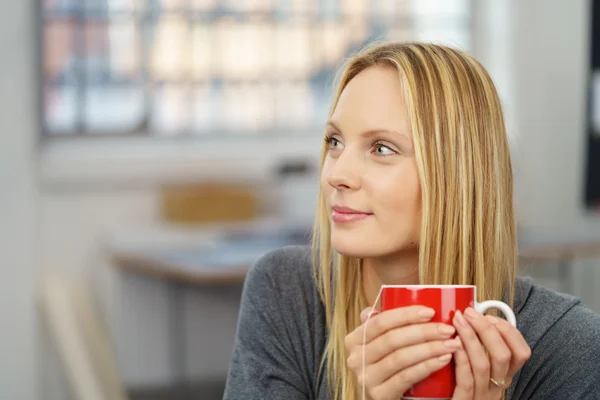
[518,233,600,293]
[108,219,311,396]
[111,220,311,283]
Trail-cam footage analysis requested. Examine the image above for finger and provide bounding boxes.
[464,308,511,388]
[368,354,454,400]
[453,310,491,395]
[346,306,435,349]
[362,322,456,364]
[452,346,474,400]
[486,315,532,377]
[364,338,461,385]
[360,307,378,324]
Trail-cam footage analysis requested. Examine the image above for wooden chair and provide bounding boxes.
[38,274,129,400]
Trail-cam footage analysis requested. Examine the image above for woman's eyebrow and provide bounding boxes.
[326,120,411,141]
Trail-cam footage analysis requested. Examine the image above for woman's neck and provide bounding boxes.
[362,249,420,309]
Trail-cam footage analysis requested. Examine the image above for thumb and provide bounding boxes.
[360,307,379,324]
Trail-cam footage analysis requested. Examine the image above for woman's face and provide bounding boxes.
[320,66,422,258]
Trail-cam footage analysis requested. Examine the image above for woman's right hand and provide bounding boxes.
[345,306,462,400]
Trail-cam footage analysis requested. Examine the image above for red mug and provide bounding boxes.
[380,285,516,400]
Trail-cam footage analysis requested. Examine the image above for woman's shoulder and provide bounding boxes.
[515,277,600,346]
[246,245,314,289]
[510,278,600,398]
[242,245,323,316]
[226,245,328,399]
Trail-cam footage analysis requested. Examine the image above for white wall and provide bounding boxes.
[513,0,590,231]
[0,0,38,398]
[510,0,600,309]
[37,187,248,391]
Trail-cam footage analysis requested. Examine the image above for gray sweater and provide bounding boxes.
[224,246,600,399]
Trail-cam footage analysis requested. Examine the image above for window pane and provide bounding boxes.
[149,15,191,81]
[150,85,191,135]
[108,20,141,78]
[275,82,314,131]
[221,0,274,13]
[44,19,76,83]
[84,20,110,80]
[159,0,189,10]
[320,0,341,19]
[214,20,273,80]
[85,84,145,132]
[215,84,247,133]
[41,0,472,137]
[411,0,469,17]
[44,0,78,13]
[287,0,318,14]
[345,18,369,49]
[45,84,77,134]
[416,30,470,50]
[240,83,274,133]
[274,22,314,79]
[84,0,109,14]
[107,0,145,11]
[371,0,406,18]
[191,84,213,133]
[190,0,217,11]
[211,83,275,133]
[386,28,417,43]
[191,23,211,81]
[317,21,349,68]
[340,0,369,18]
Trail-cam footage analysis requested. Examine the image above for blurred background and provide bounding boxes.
[1,0,600,399]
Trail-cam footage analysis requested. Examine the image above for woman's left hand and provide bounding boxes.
[451,308,532,400]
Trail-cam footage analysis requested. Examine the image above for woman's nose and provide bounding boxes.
[326,151,362,191]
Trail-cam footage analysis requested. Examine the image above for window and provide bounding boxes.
[42,0,471,137]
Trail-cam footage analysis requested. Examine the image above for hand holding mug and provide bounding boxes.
[451,308,531,400]
[344,305,462,400]
[373,285,528,399]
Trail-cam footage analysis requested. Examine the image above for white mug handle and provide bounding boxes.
[475,300,517,327]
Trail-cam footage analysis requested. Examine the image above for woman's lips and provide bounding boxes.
[331,206,373,223]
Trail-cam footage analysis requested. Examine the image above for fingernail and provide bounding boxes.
[454,310,467,327]
[486,315,500,324]
[419,308,435,320]
[438,354,452,363]
[444,338,462,350]
[438,324,456,336]
[465,308,479,320]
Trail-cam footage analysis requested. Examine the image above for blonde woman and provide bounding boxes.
[223,43,600,400]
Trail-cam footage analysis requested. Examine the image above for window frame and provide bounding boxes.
[38,0,478,188]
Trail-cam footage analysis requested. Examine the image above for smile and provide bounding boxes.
[331,206,374,223]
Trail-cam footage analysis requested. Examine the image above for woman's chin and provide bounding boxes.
[331,237,381,259]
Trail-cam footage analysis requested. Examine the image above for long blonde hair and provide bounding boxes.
[311,42,516,400]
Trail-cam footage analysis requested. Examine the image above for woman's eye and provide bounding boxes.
[325,136,344,150]
[373,143,396,156]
